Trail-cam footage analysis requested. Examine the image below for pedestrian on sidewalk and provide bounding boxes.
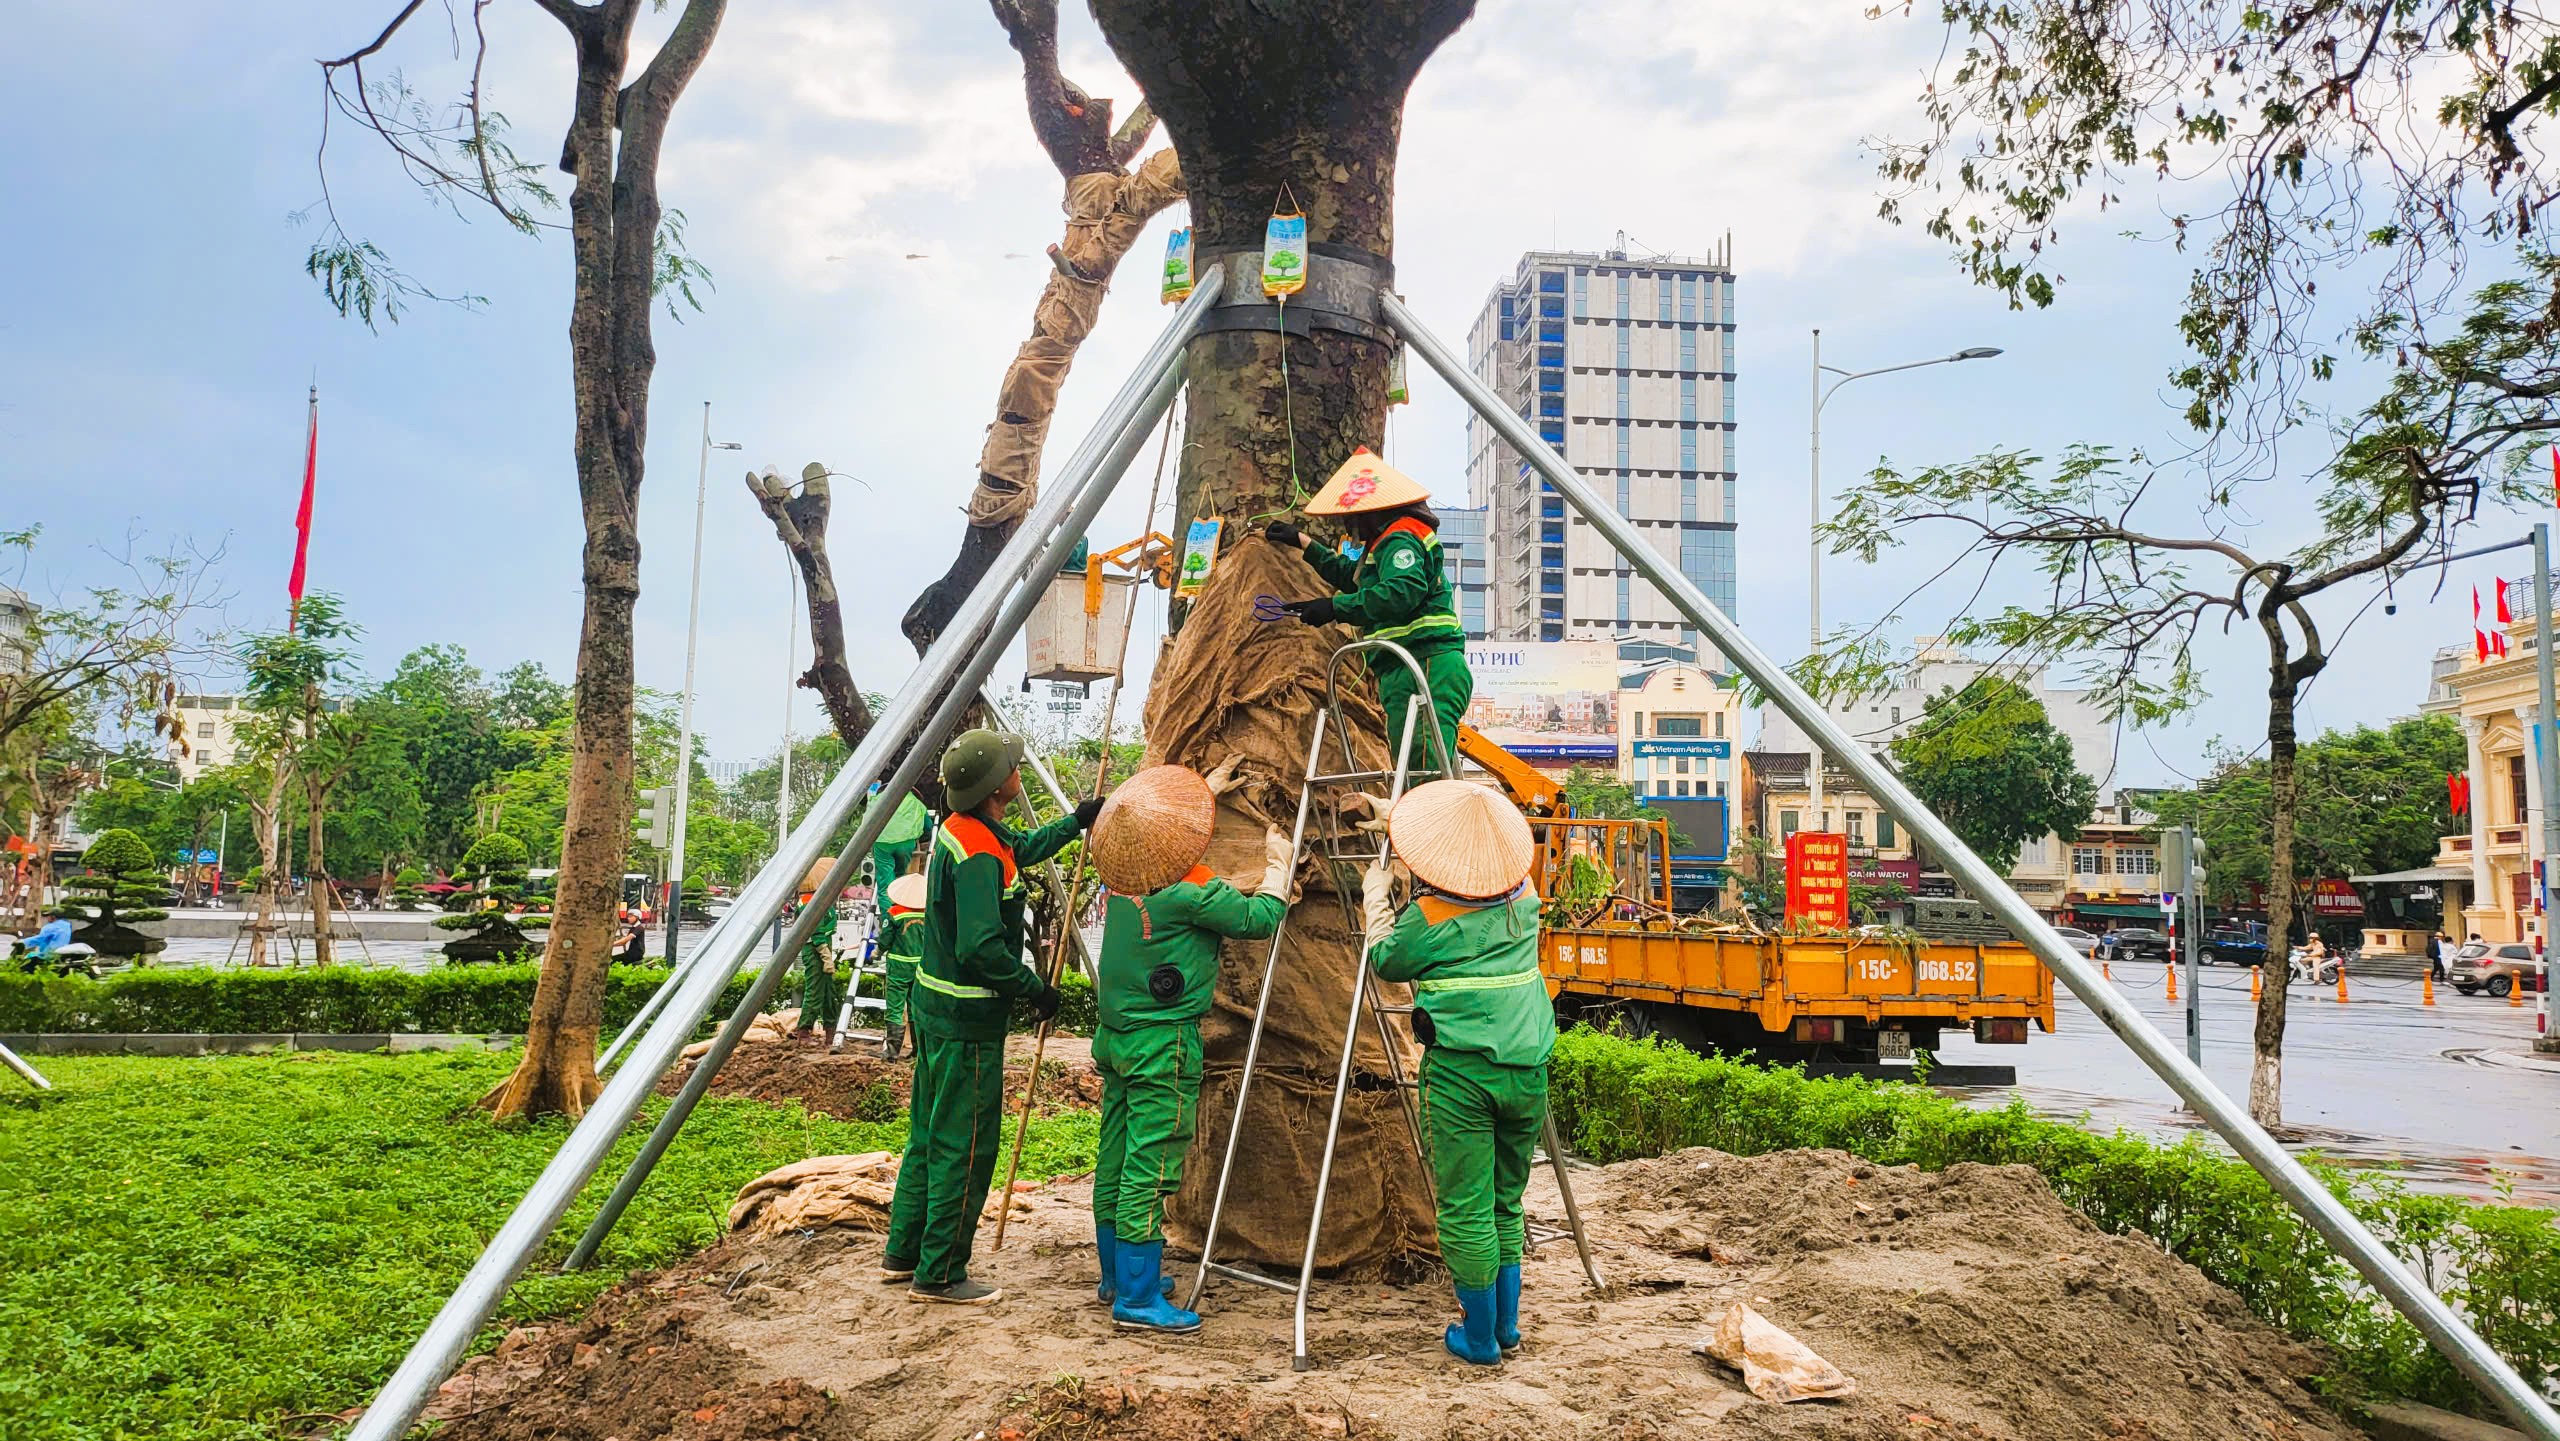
[1361,779,1551,1366]
[882,729,1101,1306]
[1083,761,1292,1334]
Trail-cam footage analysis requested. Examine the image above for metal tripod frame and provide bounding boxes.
[1378,287,2559,1440]
[344,269,1226,1441]
[0,1038,49,1090]
[1186,638,1600,1371]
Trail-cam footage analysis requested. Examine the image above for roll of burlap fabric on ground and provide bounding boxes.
[1143,536,1438,1272]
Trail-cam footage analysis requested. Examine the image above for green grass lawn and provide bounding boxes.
[0,1049,1101,1441]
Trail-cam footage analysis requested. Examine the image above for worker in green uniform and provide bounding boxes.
[1081,762,1295,1332]
[870,782,931,891]
[881,729,1102,1306]
[879,871,925,1060]
[791,863,845,1043]
[1267,448,1471,772]
[1362,778,1551,1365]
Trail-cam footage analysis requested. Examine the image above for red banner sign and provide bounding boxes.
[1785,831,1851,929]
[2310,878,2362,917]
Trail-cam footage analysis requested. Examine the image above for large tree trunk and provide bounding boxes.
[481,0,724,1122]
[1094,0,1473,1271]
[2250,661,2300,1131]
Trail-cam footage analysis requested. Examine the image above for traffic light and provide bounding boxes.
[637,787,673,849]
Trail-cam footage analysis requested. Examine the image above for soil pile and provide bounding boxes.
[658,1031,1104,1124]
[433,1147,2361,1441]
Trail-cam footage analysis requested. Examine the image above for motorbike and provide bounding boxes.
[2286,946,2343,987]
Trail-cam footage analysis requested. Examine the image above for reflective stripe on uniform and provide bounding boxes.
[1370,612,1465,644]
[1358,526,1460,643]
[1413,968,1544,994]
[915,970,1000,1000]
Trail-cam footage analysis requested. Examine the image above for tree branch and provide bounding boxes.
[747,466,875,749]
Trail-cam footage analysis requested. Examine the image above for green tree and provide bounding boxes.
[1886,678,2098,879]
[234,593,368,967]
[1721,831,1785,919]
[436,833,548,966]
[61,829,169,959]
[1561,765,1641,819]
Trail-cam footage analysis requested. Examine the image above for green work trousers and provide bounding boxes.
[1420,1046,1546,1292]
[1376,647,1473,778]
[1090,1021,1204,1245]
[799,948,846,1030]
[873,839,919,888]
[882,954,918,1039]
[883,1032,1008,1286]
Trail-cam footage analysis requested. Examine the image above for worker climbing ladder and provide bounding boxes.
[829,859,889,1052]
[1186,638,1603,1371]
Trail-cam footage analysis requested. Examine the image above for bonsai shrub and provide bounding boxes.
[389,867,428,912]
[62,830,169,959]
[434,833,549,965]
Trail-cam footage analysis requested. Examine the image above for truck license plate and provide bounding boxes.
[1877,1030,1913,1062]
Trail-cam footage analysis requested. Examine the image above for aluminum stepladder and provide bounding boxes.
[1186,638,1604,1370]
[829,858,895,1053]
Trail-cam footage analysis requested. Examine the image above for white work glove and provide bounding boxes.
[1203,753,1250,797]
[1257,826,1297,901]
[1361,858,1397,950]
[1352,792,1396,835]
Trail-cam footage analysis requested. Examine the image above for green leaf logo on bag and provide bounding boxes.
[1263,210,1307,296]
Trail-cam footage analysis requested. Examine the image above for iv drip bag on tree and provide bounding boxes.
[1262,204,1306,296]
[1162,226,1194,304]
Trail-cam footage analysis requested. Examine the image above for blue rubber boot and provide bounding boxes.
[1494,1264,1522,1355]
[1095,1224,1119,1304]
[1444,1284,1501,1366]
[1109,1240,1201,1334]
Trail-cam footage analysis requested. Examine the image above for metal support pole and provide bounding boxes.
[665,403,727,970]
[346,271,1223,1441]
[1383,287,2560,1441]
[0,1038,49,1090]
[2180,824,2201,1067]
[566,331,1195,1271]
[1807,328,1824,826]
[2534,525,2557,1044]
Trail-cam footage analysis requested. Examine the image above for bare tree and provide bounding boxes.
[1814,256,2560,1126]
[306,0,725,1118]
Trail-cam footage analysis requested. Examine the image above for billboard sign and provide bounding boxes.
[1462,641,1619,762]
[1630,738,1730,759]
[2310,878,2362,917]
[1637,795,1729,864]
[1784,831,1850,929]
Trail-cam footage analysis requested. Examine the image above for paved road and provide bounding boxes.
[1934,956,2560,1207]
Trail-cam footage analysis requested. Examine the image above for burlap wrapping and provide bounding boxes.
[1146,536,1438,1269]
[727,1151,898,1240]
[972,148,1188,519]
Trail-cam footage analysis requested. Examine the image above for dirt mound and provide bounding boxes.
[659,1032,1104,1124]
[434,1148,2361,1441]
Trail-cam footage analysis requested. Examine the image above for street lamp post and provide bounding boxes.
[1807,331,2003,825]
[665,403,743,967]
[773,552,797,957]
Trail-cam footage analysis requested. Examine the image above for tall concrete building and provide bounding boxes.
[1465,241,1739,652]
[1436,505,1493,639]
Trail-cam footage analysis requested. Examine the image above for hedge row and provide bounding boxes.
[0,964,1100,1039]
[1544,1027,2560,1419]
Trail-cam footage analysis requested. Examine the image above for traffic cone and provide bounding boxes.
[2250,965,2263,1001]
[2513,971,2526,1008]
[2335,960,2349,1004]
[2165,964,2178,1002]
[2422,968,2436,1006]
[2102,956,2113,981]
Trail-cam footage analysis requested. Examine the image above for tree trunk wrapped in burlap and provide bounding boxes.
[1142,536,1437,1271]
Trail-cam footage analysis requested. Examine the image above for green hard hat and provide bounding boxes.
[940,729,1025,812]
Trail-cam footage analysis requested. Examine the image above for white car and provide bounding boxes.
[2050,925,2099,957]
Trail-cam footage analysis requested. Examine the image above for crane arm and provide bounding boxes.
[1456,724,1562,816]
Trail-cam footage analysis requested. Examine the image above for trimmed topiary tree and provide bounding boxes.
[390,866,428,912]
[62,829,170,959]
[435,833,550,965]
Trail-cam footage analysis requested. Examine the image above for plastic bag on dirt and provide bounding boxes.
[1697,1301,1856,1403]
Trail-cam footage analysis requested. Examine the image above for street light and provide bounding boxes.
[1806,331,2003,824]
[665,402,744,966]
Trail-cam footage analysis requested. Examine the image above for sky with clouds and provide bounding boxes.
[5,0,2539,793]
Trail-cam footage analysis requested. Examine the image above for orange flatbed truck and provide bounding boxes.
[1456,724,2055,1083]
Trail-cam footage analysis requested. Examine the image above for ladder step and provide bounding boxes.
[1374,1003,1414,1015]
[1526,1223,1573,1247]
[1202,1260,1301,1296]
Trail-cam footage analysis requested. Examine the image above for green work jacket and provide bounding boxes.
[798,903,839,962]
[1098,866,1286,1029]
[1367,888,1555,1067]
[877,791,931,847]
[1303,516,1464,655]
[916,810,1081,1040]
[882,906,923,960]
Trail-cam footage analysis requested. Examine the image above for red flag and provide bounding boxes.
[2476,586,2490,662]
[2496,629,2512,659]
[2499,578,2515,625]
[288,386,318,629]
[2450,774,2470,814]
[2550,444,2558,508]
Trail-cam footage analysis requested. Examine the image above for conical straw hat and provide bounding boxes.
[1389,779,1534,899]
[1091,765,1217,895]
[886,873,926,911]
[799,859,834,899]
[1306,447,1430,516]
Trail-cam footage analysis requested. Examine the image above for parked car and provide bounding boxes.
[2100,927,2173,963]
[2448,941,2548,998]
[2201,927,2269,967]
[2050,925,2099,957]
